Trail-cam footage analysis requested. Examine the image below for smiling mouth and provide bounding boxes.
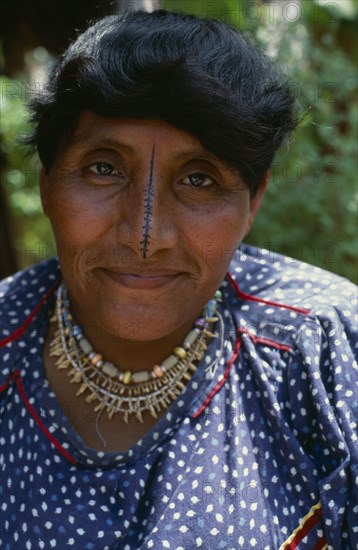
[100,268,182,290]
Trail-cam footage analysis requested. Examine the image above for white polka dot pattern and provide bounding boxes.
[0,244,357,549]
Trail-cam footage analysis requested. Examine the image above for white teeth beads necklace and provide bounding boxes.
[49,282,222,423]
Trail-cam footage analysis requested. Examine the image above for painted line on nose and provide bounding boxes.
[140,144,156,259]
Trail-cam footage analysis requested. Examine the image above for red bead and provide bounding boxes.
[90,353,103,366]
[153,365,164,378]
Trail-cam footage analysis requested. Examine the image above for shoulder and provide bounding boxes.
[0,257,61,320]
[225,243,358,454]
[0,258,61,383]
[224,243,357,353]
[229,243,356,312]
[0,257,61,298]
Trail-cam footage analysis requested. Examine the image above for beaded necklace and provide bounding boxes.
[49,283,221,423]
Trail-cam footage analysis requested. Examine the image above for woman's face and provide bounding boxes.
[41,112,265,342]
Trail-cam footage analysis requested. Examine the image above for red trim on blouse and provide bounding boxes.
[13,371,78,465]
[191,337,241,418]
[1,369,77,465]
[191,313,297,419]
[226,271,310,315]
[280,502,324,550]
[237,327,293,352]
[311,537,327,550]
[0,371,19,393]
[191,322,295,419]
[0,276,61,348]
[0,275,76,464]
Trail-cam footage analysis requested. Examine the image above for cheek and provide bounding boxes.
[185,201,250,273]
[47,184,114,247]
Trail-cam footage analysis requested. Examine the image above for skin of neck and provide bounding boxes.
[68,302,201,373]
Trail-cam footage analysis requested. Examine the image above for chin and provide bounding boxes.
[94,303,180,343]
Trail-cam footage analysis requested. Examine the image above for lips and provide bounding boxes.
[100,268,182,290]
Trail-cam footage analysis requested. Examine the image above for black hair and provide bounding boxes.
[28,9,297,194]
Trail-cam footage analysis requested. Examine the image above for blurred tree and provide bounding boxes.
[116,0,160,11]
[162,0,358,282]
[0,147,17,276]
[0,0,116,278]
[246,0,357,282]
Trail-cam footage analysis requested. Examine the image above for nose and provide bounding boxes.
[116,155,178,260]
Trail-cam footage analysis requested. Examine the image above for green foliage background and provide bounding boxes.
[1,0,357,282]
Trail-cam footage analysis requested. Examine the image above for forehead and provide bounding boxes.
[67,111,206,156]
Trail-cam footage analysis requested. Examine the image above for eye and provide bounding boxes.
[88,162,119,176]
[179,172,217,188]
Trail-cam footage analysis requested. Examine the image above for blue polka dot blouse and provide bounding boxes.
[0,244,357,549]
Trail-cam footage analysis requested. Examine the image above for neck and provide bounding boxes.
[75,314,199,373]
[49,282,220,423]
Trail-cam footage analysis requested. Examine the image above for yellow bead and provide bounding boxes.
[174,347,187,360]
[123,370,132,384]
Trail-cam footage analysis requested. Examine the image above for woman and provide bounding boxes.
[0,9,356,550]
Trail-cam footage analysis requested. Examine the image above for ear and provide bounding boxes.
[245,170,269,235]
[39,166,49,216]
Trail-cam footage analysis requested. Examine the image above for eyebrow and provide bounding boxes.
[174,150,220,163]
[68,134,136,154]
[68,135,220,166]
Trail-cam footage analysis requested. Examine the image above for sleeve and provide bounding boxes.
[291,304,358,549]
